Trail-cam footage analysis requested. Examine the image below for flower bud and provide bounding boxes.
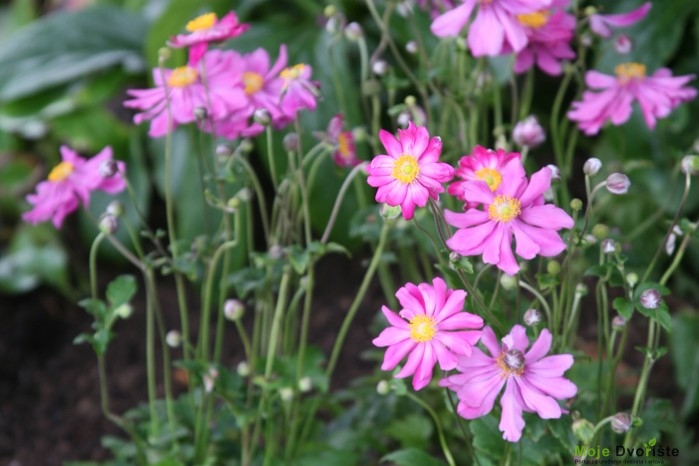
[215,144,232,158]
[253,108,271,125]
[583,157,602,176]
[523,309,542,326]
[640,288,661,309]
[324,5,336,17]
[283,132,299,152]
[99,214,118,235]
[405,40,418,54]
[512,116,546,148]
[614,34,633,54]
[380,203,402,220]
[376,380,390,395]
[665,232,677,255]
[572,418,596,444]
[575,283,588,297]
[236,187,253,203]
[268,244,284,260]
[194,106,207,121]
[681,155,699,176]
[626,272,638,287]
[298,376,313,393]
[237,361,250,377]
[579,32,593,48]
[605,173,631,194]
[570,198,583,211]
[546,164,560,181]
[166,330,181,348]
[240,138,254,153]
[395,0,413,17]
[611,412,633,434]
[499,274,518,291]
[224,299,245,321]
[158,46,171,62]
[344,22,363,41]
[547,260,561,275]
[591,223,609,240]
[372,60,388,76]
[114,303,133,319]
[279,387,294,402]
[612,315,626,331]
[106,200,123,217]
[203,367,218,393]
[601,238,617,254]
[99,159,119,178]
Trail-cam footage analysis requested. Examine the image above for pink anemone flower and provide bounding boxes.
[568,63,697,136]
[124,50,246,137]
[23,146,126,228]
[373,277,484,391]
[169,12,249,64]
[588,2,651,38]
[440,325,577,442]
[447,146,525,205]
[314,114,360,167]
[366,123,454,220]
[279,63,320,119]
[430,0,553,56]
[445,166,574,275]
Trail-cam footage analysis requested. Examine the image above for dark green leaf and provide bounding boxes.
[106,274,137,307]
[381,448,447,466]
[613,297,634,320]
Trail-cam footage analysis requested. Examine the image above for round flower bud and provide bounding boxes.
[523,309,542,326]
[194,106,207,121]
[546,164,560,181]
[268,244,284,260]
[203,367,218,393]
[405,40,418,54]
[614,34,633,54]
[283,132,299,152]
[376,380,390,395]
[166,330,181,348]
[395,0,413,17]
[570,198,583,211]
[575,283,588,297]
[224,299,245,321]
[344,22,363,41]
[681,155,699,176]
[114,303,133,319]
[611,412,633,434]
[380,203,402,220]
[601,238,617,254]
[279,387,294,402]
[499,274,518,291]
[237,361,250,377]
[99,214,119,235]
[640,288,661,309]
[240,138,254,153]
[324,5,336,17]
[158,47,171,62]
[298,377,313,393]
[372,60,388,76]
[547,260,561,275]
[253,108,271,125]
[512,116,546,148]
[611,315,626,331]
[215,144,232,158]
[572,418,596,444]
[591,223,609,240]
[605,173,631,195]
[626,272,639,287]
[579,32,593,48]
[99,159,118,178]
[236,187,253,203]
[106,200,124,217]
[583,157,602,176]
[404,95,417,107]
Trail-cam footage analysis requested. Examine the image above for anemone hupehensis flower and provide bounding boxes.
[169,12,249,64]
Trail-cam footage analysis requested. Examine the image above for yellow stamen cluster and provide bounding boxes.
[516,11,550,29]
[615,62,646,84]
[337,133,351,159]
[280,64,307,81]
[392,154,420,184]
[409,314,437,343]
[488,195,522,223]
[475,167,503,191]
[243,71,264,95]
[186,13,217,32]
[168,66,198,88]
[48,161,74,182]
[496,350,526,377]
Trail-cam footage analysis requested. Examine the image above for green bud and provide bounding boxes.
[626,272,639,287]
[547,260,561,275]
[499,274,518,291]
[591,223,609,240]
[114,303,133,319]
[570,198,583,211]
[572,418,596,444]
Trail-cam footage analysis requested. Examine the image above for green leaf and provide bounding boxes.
[670,312,699,417]
[381,448,447,466]
[385,414,433,451]
[0,6,146,102]
[613,297,635,320]
[470,415,506,461]
[648,437,657,447]
[106,274,137,307]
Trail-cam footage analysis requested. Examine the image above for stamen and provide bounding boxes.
[488,195,522,222]
[475,167,503,191]
[391,154,420,184]
[168,66,198,88]
[186,13,217,32]
[409,314,437,342]
[516,11,550,28]
[615,62,646,84]
[48,161,74,182]
[243,72,264,95]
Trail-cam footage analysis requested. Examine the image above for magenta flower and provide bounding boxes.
[366,123,454,220]
[373,277,484,391]
[314,114,360,167]
[567,64,697,136]
[124,50,246,137]
[445,166,574,275]
[23,146,126,228]
[279,63,319,119]
[440,325,577,442]
[430,0,553,56]
[513,4,576,76]
[447,146,525,204]
[169,12,249,64]
[588,2,651,38]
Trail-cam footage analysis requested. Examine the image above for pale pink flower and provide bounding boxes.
[440,325,577,442]
[314,114,360,167]
[169,12,249,64]
[513,3,576,76]
[124,50,246,137]
[567,64,697,136]
[23,146,126,228]
[445,166,574,275]
[447,145,525,204]
[373,277,484,391]
[512,115,546,148]
[366,123,454,220]
[588,2,651,38]
[430,0,553,56]
[279,63,319,119]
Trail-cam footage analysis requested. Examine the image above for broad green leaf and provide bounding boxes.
[106,274,137,307]
[0,6,147,102]
[613,297,634,320]
[381,448,448,466]
[385,414,434,451]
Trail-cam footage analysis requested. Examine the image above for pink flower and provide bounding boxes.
[373,277,484,391]
[512,115,546,148]
[567,64,697,136]
[314,114,360,167]
[513,4,576,76]
[440,325,577,442]
[366,123,454,220]
[169,12,249,64]
[588,2,651,38]
[124,50,246,137]
[445,166,574,275]
[23,146,126,228]
[430,0,552,56]
[279,63,319,119]
[447,146,525,204]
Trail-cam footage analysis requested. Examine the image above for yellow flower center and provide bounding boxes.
[338,132,352,159]
[392,154,420,184]
[497,349,525,377]
[488,195,521,222]
[186,13,217,32]
[475,167,503,191]
[48,161,74,182]
[242,72,264,95]
[516,11,550,28]
[615,62,646,84]
[409,314,437,343]
[168,66,198,88]
[280,64,307,81]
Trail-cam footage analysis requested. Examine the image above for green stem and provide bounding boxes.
[406,392,457,466]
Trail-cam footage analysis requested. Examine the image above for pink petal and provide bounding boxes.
[381,339,416,371]
[515,377,562,418]
[502,324,529,352]
[469,7,504,56]
[525,328,552,362]
[499,380,525,441]
[430,0,476,37]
